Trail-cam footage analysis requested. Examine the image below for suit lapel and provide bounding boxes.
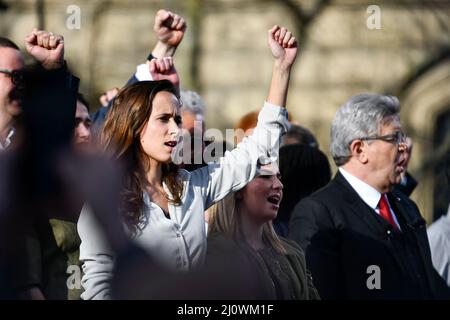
[333,172,407,273]
[334,172,385,236]
[386,192,426,233]
[387,192,435,290]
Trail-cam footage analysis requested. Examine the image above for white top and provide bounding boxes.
[78,102,289,300]
[339,167,401,230]
[427,205,450,287]
[135,63,153,81]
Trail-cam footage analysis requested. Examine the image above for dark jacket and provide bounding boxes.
[289,171,450,299]
[206,233,320,300]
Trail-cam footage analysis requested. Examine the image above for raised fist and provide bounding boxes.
[149,57,180,90]
[268,25,298,69]
[25,28,65,70]
[154,9,187,47]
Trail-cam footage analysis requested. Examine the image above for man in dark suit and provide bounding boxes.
[289,93,450,299]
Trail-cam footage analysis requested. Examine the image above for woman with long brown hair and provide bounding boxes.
[78,25,298,299]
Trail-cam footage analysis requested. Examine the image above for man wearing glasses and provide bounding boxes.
[0,29,64,151]
[289,93,450,299]
[0,37,24,150]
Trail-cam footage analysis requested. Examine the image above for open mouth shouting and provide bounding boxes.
[164,140,178,149]
[267,193,282,209]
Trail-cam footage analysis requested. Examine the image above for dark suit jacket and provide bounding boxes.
[289,171,449,299]
[393,171,418,197]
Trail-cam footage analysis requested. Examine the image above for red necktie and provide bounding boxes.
[378,194,398,231]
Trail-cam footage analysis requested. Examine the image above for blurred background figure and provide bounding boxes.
[393,136,418,197]
[234,110,259,143]
[427,158,450,288]
[0,27,82,300]
[275,144,331,237]
[281,124,319,148]
[180,90,206,130]
[73,93,92,153]
[99,87,119,107]
[234,110,297,145]
[179,89,207,171]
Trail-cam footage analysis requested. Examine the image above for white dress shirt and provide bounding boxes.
[78,102,289,300]
[339,167,401,230]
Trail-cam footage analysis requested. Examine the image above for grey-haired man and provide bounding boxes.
[289,93,450,299]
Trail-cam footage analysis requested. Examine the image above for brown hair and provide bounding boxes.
[0,37,20,50]
[101,80,183,234]
[235,111,259,133]
[208,192,287,254]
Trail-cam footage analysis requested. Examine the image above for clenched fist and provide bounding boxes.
[154,9,187,47]
[25,28,65,70]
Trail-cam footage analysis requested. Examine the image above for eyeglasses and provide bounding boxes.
[0,68,24,87]
[360,131,406,145]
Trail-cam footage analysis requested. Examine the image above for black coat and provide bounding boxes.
[289,171,450,299]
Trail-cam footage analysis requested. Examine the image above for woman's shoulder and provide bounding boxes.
[207,233,255,260]
[279,237,305,256]
[207,233,239,252]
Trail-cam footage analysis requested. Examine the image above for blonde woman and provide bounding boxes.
[207,160,320,300]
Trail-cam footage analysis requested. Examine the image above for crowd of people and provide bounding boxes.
[0,8,449,300]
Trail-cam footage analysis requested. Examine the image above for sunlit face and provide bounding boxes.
[73,100,92,150]
[238,163,283,225]
[364,116,407,192]
[140,91,182,164]
[0,47,25,119]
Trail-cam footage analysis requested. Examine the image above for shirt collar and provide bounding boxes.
[339,167,382,210]
[0,127,15,150]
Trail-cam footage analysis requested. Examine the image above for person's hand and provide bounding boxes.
[268,25,298,70]
[25,28,65,70]
[149,57,180,91]
[154,9,186,47]
[99,87,120,107]
[266,26,298,107]
[150,9,186,58]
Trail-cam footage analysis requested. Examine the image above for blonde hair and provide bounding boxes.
[208,192,287,254]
